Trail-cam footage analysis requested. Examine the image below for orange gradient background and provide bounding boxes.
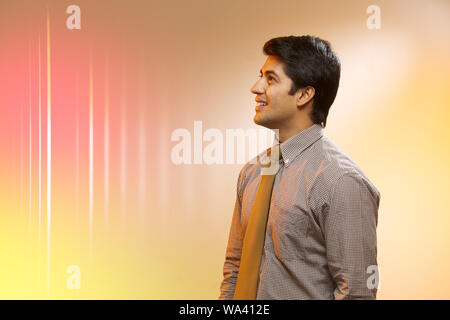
[0,0,449,299]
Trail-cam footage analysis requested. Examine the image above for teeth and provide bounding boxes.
[257,102,267,106]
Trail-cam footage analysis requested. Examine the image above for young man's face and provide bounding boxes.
[250,55,298,130]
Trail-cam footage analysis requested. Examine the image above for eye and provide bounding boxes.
[257,73,275,83]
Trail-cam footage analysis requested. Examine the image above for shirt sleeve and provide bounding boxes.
[218,169,245,300]
[322,173,380,300]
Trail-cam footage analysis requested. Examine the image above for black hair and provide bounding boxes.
[263,35,341,127]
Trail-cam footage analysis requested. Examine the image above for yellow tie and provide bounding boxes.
[233,145,281,300]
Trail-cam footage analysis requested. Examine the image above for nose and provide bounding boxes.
[250,77,265,95]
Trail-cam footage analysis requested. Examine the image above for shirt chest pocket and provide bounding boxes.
[268,202,310,261]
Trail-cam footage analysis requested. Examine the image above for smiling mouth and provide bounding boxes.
[255,102,268,111]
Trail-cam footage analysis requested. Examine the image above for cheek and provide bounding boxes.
[266,88,277,103]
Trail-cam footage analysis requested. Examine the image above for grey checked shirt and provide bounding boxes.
[219,124,380,300]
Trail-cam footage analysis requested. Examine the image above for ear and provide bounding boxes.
[296,86,315,108]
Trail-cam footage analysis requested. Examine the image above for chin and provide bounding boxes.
[253,115,265,126]
[254,115,272,129]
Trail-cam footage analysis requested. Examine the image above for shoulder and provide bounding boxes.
[307,135,380,208]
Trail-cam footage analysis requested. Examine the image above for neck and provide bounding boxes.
[275,121,315,143]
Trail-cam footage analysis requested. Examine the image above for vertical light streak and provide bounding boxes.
[20,102,24,219]
[75,73,79,228]
[37,33,42,290]
[28,42,32,231]
[89,54,94,256]
[159,127,169,241]
[46,11,52,297]
[104,55,110,227]
[158,77,170,241]
[138,54,146,221]
[120,60,127,221]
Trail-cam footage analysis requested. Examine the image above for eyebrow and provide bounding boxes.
[260,69,279,79]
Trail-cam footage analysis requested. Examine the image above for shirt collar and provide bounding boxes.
[273,123,324,167]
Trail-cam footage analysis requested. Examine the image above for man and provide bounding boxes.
[219,35,380,300]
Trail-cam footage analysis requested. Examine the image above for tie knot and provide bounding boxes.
[269,144,282,161]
